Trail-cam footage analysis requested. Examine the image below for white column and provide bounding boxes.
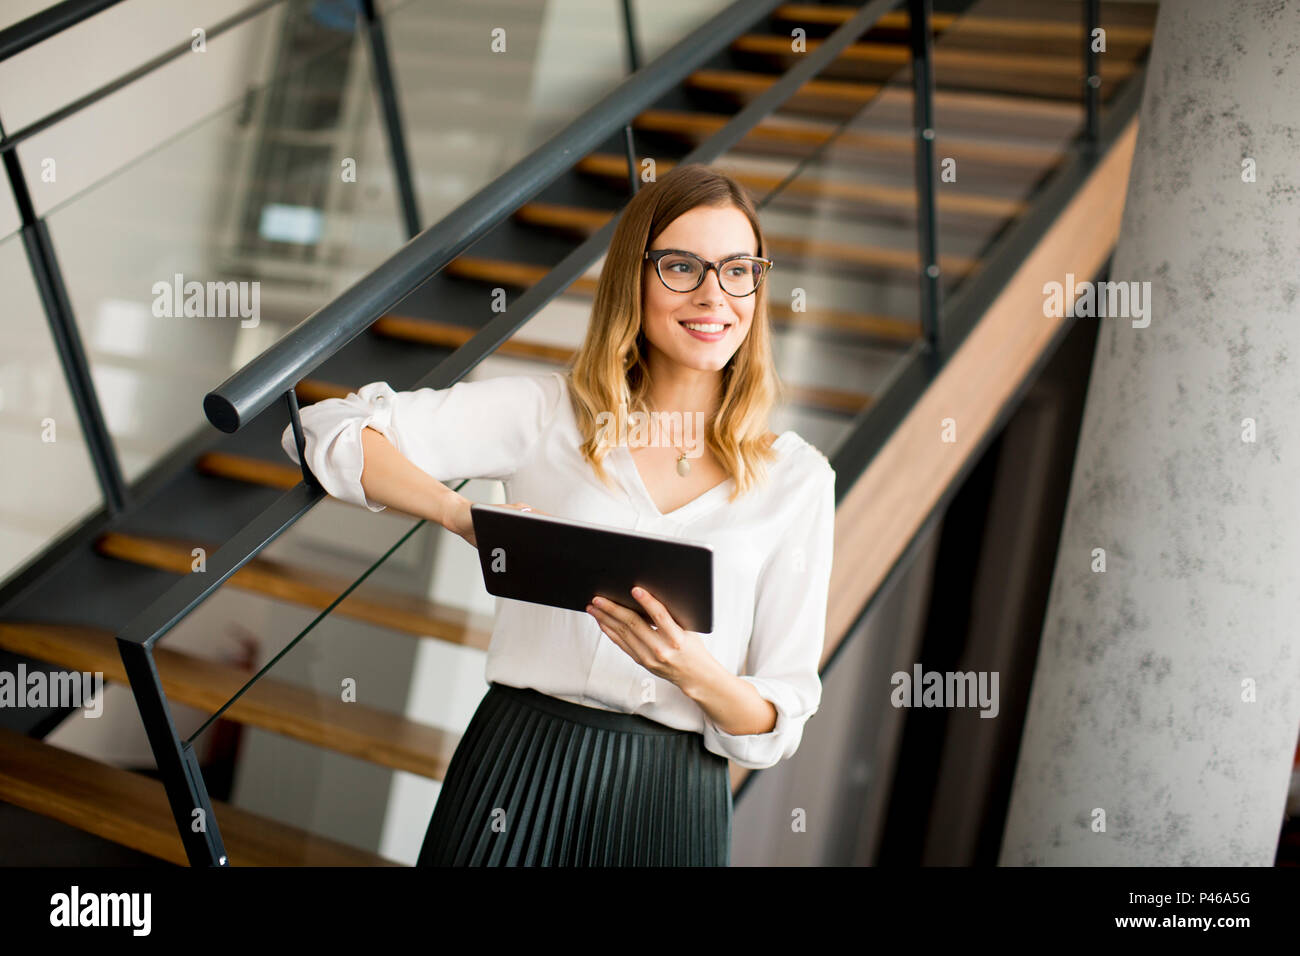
[1000,0,1300,865]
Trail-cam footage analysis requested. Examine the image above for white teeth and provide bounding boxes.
[682,322,725,333]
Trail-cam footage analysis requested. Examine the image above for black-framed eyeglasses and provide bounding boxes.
[644,248,774,297]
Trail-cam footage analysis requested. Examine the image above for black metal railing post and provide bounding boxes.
[360,0,421,238]
[620,0,642,196]
[1,113,128,514]
[115,484,321,864]
[286,388,323,491]
[116,637,229,866]
[907,0,940,352]
[1084,0,1101,145]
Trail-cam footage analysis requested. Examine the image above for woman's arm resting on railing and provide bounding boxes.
[359,425,479,544]
[281,374,565,548]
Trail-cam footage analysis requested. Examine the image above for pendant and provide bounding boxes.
[676,453,690,477]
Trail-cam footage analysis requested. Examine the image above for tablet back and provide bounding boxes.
[470,504,713,633]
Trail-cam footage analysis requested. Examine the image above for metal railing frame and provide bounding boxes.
[1,110,128,514]
[0,0,422,516]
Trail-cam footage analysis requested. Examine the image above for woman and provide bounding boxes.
[282,163,835,866]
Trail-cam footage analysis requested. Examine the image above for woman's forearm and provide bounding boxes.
[679,659,779,737]
[359,425,461,528]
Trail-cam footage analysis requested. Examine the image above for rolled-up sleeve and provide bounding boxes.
[702,462,836,770]
[280,371,563,512]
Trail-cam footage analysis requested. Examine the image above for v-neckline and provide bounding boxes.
[615,431,797,521]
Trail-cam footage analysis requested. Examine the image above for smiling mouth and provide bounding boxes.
[679,320,730,333]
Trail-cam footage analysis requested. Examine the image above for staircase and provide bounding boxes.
[0,0,1156,865]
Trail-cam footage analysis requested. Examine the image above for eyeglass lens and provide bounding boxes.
[656,253,766,295]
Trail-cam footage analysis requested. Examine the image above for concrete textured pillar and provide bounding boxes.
[999,1,1300,865]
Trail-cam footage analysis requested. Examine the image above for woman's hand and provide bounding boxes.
[585,587,717,694]
[442,495,544,548]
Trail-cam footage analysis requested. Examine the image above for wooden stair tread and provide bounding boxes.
[633,109,1062,169]
[774,5,1154,47]
[512,201,979,275]
[0,621,461,782]
[438,256,601,295]
[562,157,1029,220]
[689,67,887,106]
[685,69,1082,126]
[766,302,917,342]
[93,530,493,651]
[730,34,1138,87]
[372,315,575,363]
[197,451,302,490]
[0,725,396,865]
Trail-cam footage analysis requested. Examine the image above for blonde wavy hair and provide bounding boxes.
[565,163,785,503]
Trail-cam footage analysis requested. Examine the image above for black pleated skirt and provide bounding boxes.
[416,681,732,866]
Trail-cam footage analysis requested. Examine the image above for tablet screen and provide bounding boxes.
[470,504,714,633]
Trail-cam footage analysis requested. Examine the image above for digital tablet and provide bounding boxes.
[469,503,714,633]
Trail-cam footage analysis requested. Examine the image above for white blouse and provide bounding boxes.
[280,370,835,770]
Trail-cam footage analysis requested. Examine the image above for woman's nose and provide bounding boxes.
[694,267,727,303]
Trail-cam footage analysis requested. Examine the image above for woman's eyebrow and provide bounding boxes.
[659,248,756,258]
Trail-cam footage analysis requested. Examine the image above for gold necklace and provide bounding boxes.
[642,400,697,478]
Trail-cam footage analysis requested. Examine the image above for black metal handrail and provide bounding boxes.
[0,0,127,62]
[102,0,1152,863]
